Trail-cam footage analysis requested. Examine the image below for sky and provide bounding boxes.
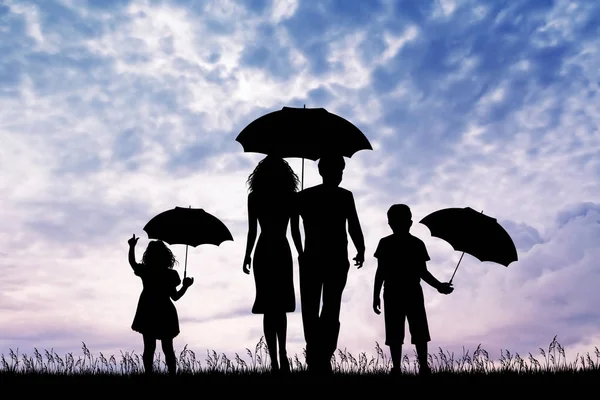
[1,0,600,368]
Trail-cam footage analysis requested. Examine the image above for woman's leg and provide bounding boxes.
[263,313,279,371]
[276,313,290,373]
[161,338,177,376]
[142,335,156,376]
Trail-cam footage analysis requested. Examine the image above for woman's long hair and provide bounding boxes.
[142,240,178,270]
[246,155,299,195]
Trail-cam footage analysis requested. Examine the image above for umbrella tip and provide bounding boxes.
[303,104,306,108]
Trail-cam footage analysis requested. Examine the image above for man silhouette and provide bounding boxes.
[291,155,365,374]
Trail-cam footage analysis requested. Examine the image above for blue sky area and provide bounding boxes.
[1,0,600,364]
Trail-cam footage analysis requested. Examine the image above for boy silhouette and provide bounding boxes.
[372,204,453,376]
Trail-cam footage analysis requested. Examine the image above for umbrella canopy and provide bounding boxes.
[236,106,372,189]
[144,206,233,247]
[236,106,372,161]
[143,206,234,277]
[419,207,518,282]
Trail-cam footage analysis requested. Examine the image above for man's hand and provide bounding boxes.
[373,297,381,315]
[437,282,454,295]
[353,253,364,269]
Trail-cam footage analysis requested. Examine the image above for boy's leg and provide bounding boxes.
[415,342,430,375]
[389,345,402,374]
[383,292,405,374]
[407,288,431,375]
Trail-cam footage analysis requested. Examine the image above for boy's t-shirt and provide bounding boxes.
[374,233,430,291]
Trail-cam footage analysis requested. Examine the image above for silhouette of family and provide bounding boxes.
[127,154,454,378]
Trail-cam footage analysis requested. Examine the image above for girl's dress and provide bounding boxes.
[131,265,181,339]
[250,191,296,314]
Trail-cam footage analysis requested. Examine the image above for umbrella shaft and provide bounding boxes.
[449,252,465,283]
[301,158,304,190]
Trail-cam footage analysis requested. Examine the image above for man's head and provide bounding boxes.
[387,204,412,234]
[318,155,345,186]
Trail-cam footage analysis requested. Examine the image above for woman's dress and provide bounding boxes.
[251,192,296,314]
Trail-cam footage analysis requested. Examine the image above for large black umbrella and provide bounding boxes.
[143,206,234,278]
[419,207,518,284]
[236,105,372,189]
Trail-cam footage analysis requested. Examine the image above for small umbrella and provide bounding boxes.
[419,207,518,284]
[143,206,234,278]
[236,105,372,189]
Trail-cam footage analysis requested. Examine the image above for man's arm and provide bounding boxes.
[290,193,303,257]
[347,192,365,263]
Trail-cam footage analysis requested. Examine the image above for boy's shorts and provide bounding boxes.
[383,286,431,346]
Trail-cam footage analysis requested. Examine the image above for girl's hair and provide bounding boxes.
[142,240,178,269]
[246,155,299,194]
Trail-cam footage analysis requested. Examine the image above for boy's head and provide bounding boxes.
[318,155,345,186]
[387,204,412,234]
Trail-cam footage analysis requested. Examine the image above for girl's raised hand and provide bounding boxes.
[128,234,139,247]
[183,277,194,288]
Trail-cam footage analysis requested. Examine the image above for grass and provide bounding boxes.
[1,336,599,387]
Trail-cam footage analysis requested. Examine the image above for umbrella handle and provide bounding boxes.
[184,205,190,279]
[184,244,188,279]
[449,252,465,284]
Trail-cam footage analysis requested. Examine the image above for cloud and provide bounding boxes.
[1,0,600,366]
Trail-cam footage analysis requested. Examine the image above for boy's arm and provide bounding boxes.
[421,265,444,291]
[347,193,365,263]
[419,241,446,291]
[372,240,384,314]
[373,260,384,300]
[372,259,385,314]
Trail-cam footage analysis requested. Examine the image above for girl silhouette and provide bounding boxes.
[243,155,300,374]
[128,234,194,376]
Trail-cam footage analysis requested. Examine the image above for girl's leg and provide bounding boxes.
[263,313,279,371]
[142,335,156,376]
[161,338,177,376]
[275,313,290,373]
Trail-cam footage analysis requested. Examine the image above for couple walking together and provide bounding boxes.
[242,155,454,375]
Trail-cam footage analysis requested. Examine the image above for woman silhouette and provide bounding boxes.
[243,155,300,374]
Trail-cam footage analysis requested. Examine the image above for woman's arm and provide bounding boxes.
[243,194,258,272]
